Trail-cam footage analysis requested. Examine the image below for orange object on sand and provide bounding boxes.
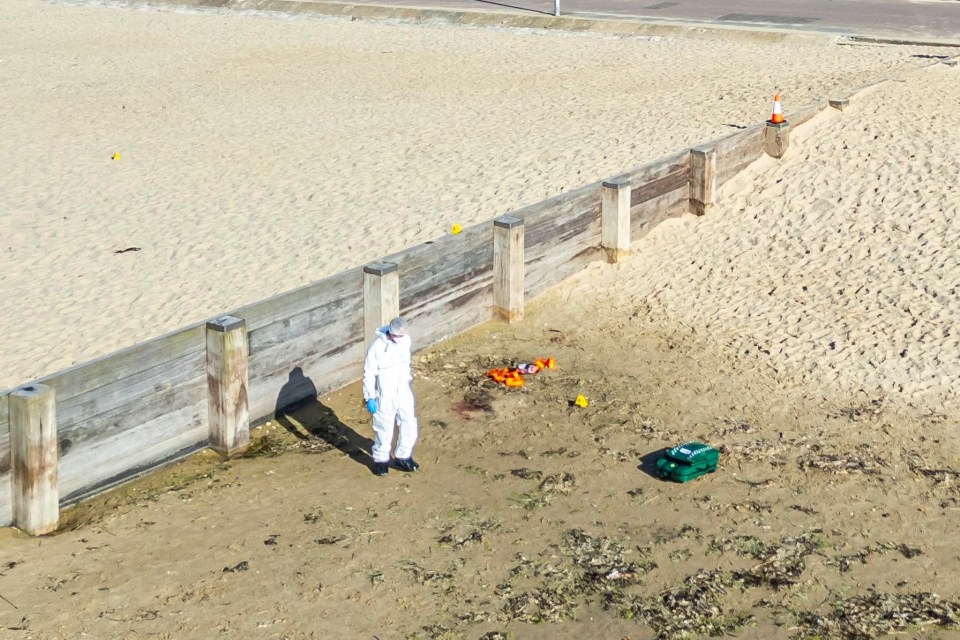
[769,93,784,124]
[486,357,555,387]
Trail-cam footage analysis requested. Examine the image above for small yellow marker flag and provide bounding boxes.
[574,394,588,408]
[112,153,120,160]
[451,224,462,235]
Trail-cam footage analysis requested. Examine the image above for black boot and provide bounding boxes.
[373,462,389,476]
[394,457,420,472]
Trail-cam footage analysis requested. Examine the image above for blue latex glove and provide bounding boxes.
[365,398,378,415]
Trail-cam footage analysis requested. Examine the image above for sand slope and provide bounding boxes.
[563,64,960,407]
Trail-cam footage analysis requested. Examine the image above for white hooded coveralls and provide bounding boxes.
[362,326,419,463]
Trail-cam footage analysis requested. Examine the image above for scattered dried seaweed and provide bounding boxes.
[797,444,886,475]
[400,561,454,586]
[538,473,577,495]
[709,532,823,588]
[830,398,885,423]
[829,542,923,573]
[510,468,543,481]
[540,448,580,459]
[710,419,757,438]
[734,535,823,588]
[438,520,500,550]
[794,590,960,639]
[719,439,789,461]
[623,570,753,640]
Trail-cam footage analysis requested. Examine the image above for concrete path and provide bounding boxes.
[315,0,960,41]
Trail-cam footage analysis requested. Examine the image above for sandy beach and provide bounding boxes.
[0,0,941,388]
[2,2,960,638]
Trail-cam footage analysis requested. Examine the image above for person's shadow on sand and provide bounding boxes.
[274,367,373,469]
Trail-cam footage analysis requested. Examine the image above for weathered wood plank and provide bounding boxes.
[15,324,206,405]
[248,338,366,422]
[630,165,690,208]
[524,197,600,249]
[56,375,207,456]
[618,149,689,191]
[402,278,494,350]
[527,242,601,299]
[385,223,491,298]
[231,267,364,334]
[52,350,204,435]
[59,416,207,503]
[714,124,764,186]
[249,286,363,355]
[631,184,692,242]
[525,200,603,298]
[250,308,363,377]
[513,184,601,230]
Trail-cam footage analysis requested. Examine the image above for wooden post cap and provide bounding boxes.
[206,316,246,332]
[12,384,51,399]
[494,215,523,229]
[828,98,850,110]
[602,177,631,190]
[363,261,399,276]
[690,144,716,156]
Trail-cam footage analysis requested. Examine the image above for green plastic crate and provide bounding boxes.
[656,442,719,483]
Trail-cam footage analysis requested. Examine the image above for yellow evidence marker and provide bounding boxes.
[574,395,589,408]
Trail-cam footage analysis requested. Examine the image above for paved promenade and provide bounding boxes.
[315,0,960,41]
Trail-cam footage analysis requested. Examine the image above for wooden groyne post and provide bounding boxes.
[601,177,631,262]
[364,261,400,338]
[10,384,59,535]
[690,145,717,216]
[493,215,524,322]
[206,316,250,456]
[764,121,790,159]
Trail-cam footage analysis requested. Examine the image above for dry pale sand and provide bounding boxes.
[563,62,960,409]
[0,0,941,388]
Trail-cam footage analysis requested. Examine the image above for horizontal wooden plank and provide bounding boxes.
[513,183,602,231]
[12,324,206,405]
[248,338,366,422]
[55,350,205,435]
[524,196,600,250]
[57,375,207,457]
[402,276,494,350]
[235,267,364,336]
[630,165,690,208]
[527,243,601,299]
[619,148,690,193]
[0,475,9,527]
[631,185,692,242]
[525,199,603,298]
[385,222,491,295]
[60,415,207,503]
[249,308,363,382]
[714,124,764,186]
[249,285,363,355]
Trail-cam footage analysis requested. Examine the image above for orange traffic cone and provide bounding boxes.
[769,93,784,124]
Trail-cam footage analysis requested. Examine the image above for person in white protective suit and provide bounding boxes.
[362,317,420,476]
